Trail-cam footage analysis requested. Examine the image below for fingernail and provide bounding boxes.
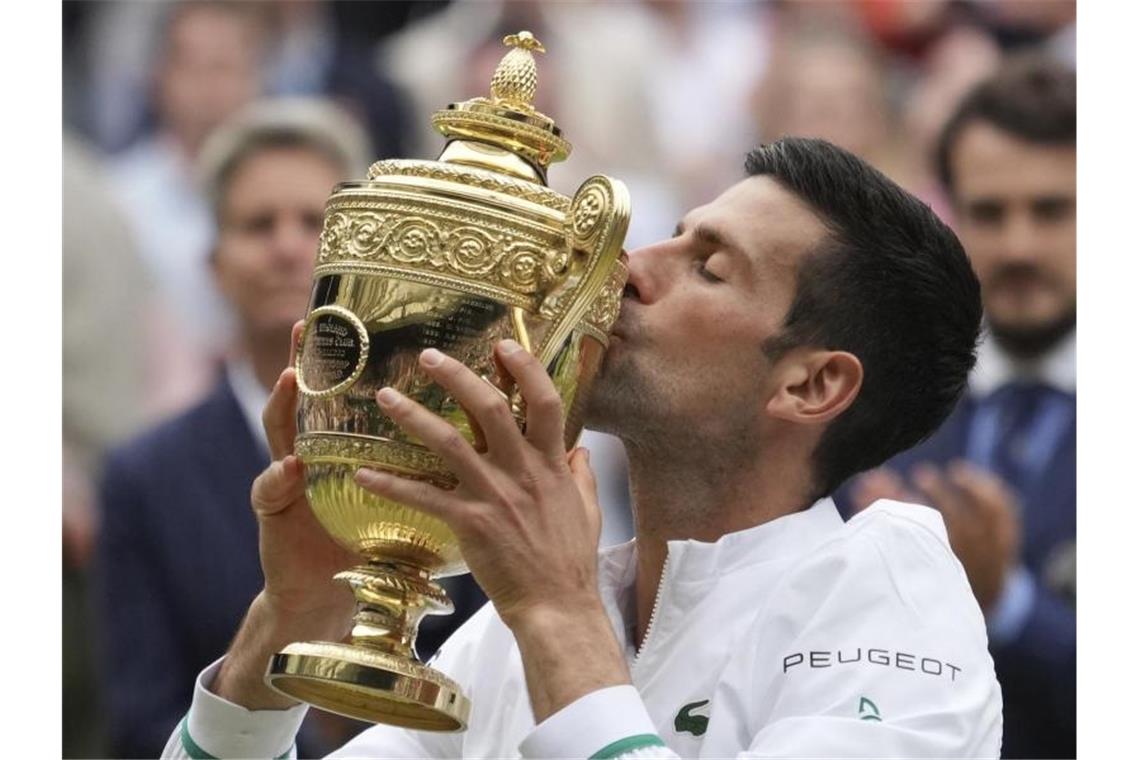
[376,387,401,408]
[354,468,381,486]
[500,339,522,355]
[583,448,591,463]
[421,348,445,367]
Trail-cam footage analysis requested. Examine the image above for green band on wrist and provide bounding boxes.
[589,733,666,759]
[180,717,217,760]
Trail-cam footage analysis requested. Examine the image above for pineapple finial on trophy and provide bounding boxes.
[491,31,545,111]
[427,29,570,180]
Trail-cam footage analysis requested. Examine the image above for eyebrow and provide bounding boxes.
[675,220,742,255]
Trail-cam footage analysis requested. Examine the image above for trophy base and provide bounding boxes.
[266,641,470,731]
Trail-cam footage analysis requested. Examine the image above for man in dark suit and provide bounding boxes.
[838,54,1075,758]
[92,98,485,758]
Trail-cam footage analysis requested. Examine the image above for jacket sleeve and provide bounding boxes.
[93,449,196,758]
[734,506,1003,758]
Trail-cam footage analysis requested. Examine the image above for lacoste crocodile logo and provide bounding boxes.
[675,699,710,736]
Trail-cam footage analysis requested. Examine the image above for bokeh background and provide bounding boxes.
[62,1,1076,758]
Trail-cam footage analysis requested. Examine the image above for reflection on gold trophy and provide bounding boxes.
[263,32,630,731]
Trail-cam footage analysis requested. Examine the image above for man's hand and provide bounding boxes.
[354,340,630,721]
[853,461,1021,612]
[213,321,358,710]
[912,461,1021,612]
[252,360,357,629]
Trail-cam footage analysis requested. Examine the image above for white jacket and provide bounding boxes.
[166,499,1002,758]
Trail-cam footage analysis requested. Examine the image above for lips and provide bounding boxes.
[990,264,1049,292]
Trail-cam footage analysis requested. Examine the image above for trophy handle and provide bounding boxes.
[534,175,630,368]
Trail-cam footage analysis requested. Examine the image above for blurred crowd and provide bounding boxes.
[62,1,1076,758]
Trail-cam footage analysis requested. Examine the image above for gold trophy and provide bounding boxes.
[264,32,630,732]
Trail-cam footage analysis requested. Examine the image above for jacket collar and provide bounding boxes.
[224,356,270,455]
[969,327,1076,398]
[597,497,845,591]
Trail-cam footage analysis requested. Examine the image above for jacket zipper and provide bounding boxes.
[632,551,672,670]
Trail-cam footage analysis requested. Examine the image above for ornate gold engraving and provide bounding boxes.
[430,109,570,168]
[584,260,628,338]
[366,160,571,212]
[295,433,455,487]
[316,195,568,304]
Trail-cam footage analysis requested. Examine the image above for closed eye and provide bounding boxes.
[695,258,724,283]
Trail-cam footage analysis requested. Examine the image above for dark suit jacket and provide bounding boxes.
[835,394,1076,759]
[93,378,269,758]
[92,376,486,758]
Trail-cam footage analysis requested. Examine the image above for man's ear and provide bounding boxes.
[766,348,863,426]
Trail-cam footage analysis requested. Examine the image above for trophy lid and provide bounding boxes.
[430,31,571,182]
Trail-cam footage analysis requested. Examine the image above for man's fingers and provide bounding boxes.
[263,368,299,461]
[851,468,915,512]
[251,455,305,517]
[375,385,494,490]
[289,319,304,367]
[416,348,525,459]
[947,460,1020,518]
[354,468,463,524]
[568,447,599,507]
[569,447,602,540]
[912,463,967,521]
[495,339,566,458]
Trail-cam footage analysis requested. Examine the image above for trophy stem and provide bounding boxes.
[266,561,471,731]
[336,562,452,662]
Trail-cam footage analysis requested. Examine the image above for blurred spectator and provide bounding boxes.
[261,0,413,160]
[68,0,171,152]
[63,134,152,573]
[63,132,153,759]
[979,0,1076,61]
[93,99,376,759]
[753,19,915,190]
[108,0,266,419]
[901,24,1001,218]
[639,0,772,214]
[840,54,1076,759]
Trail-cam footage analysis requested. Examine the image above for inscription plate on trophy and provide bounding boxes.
[418,297,504,347]
[297,305,370,398]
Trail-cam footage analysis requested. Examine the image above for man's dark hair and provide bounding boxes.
[936,53,1076,195]
[748,138,982,499]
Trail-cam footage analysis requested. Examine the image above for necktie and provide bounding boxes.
[977,382,1075,499]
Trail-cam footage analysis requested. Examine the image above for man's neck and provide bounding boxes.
[241,327,294,393]
[623,435,816,649]
[971,324,1077,397]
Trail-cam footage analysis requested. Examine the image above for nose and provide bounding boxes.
[271,216,319,269]
[998,210,1041,264]
[624,239,673,304]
